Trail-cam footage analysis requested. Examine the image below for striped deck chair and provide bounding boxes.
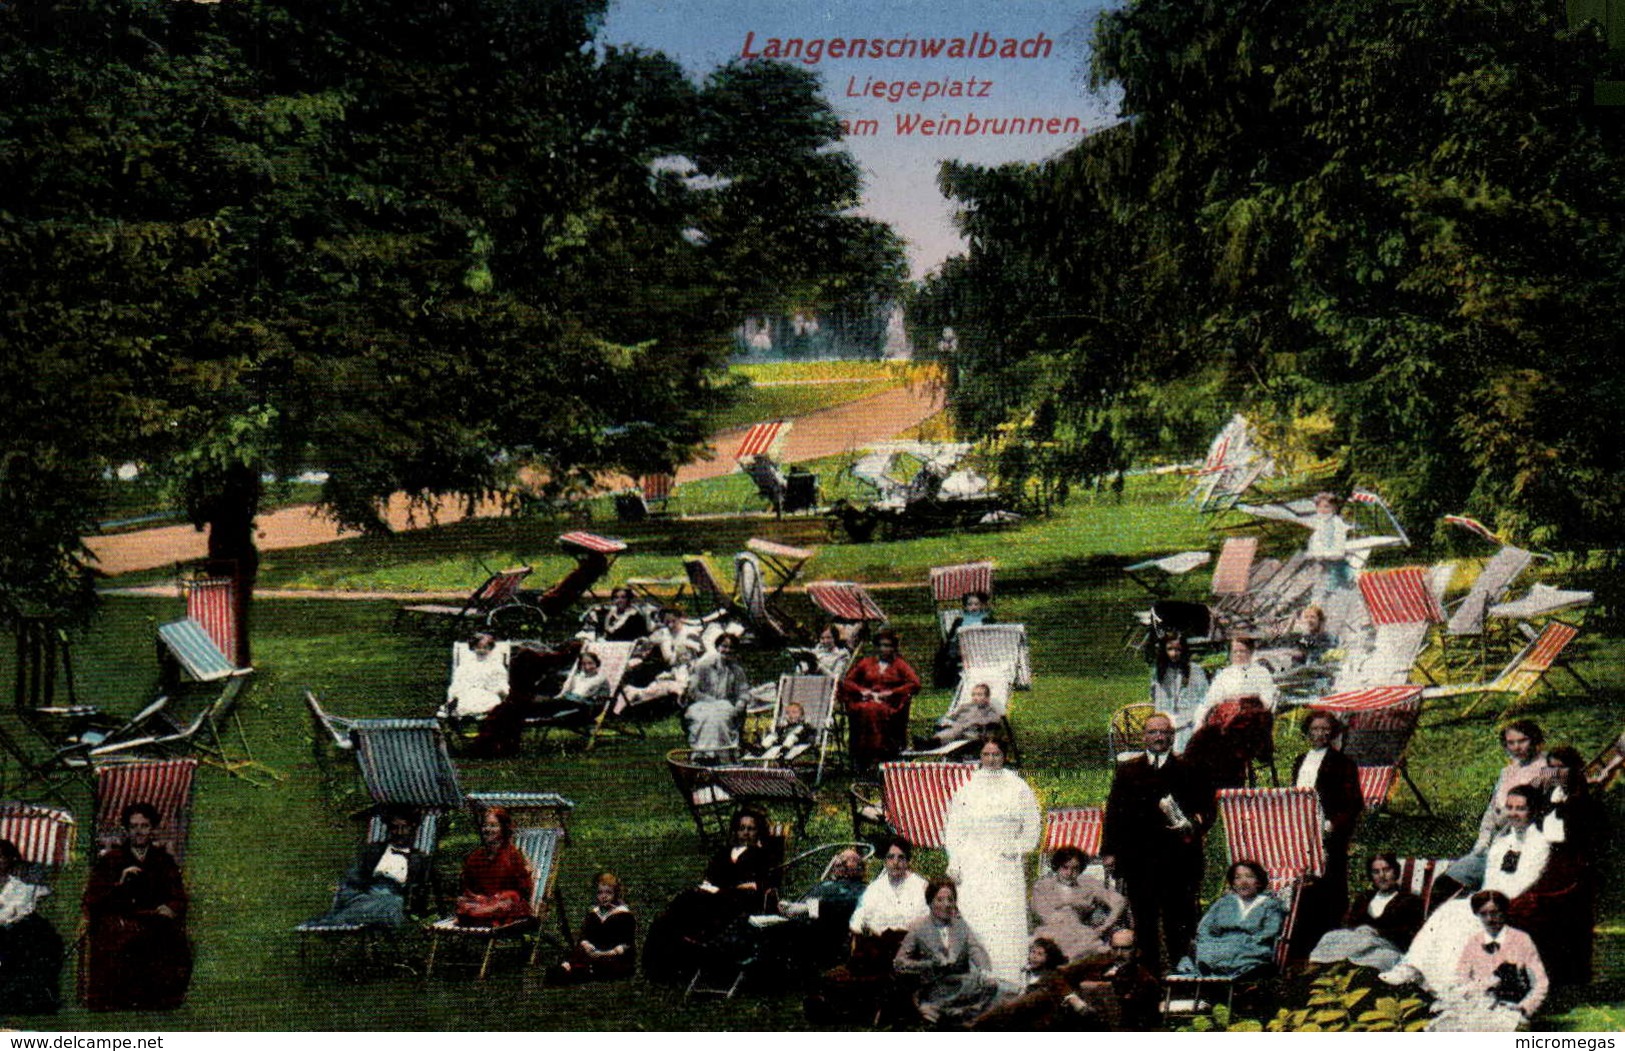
[425,792,576,978]
[615,473,678,522]
[666,749,816,848]
[733,550,804,644]
[350,719,465,813]
[396,566,532,635]
[157,617,253,683]
[745,675,840,785]
[848,762,976,849]
[948,624,1032,720]
[0,801,75,884]
[735,420,792,465]
[1216,787,1326,971]
[1422,621,1584,716]
[182,576,239,668]
[1037,806,1105,878]
[746,538,818,599]
[571,640,656,748]
[683,554,739,618]
[93,758,198,865]
[1312,685,1430,813]
[1397,857,1455,914]
[929,561,995,638]
[806,581,888,648]
[546,532,628,612]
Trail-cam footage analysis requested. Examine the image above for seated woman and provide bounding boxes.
[82,803,192,1011]
[306,806,432,930]
[1309,852,1425,972]
[894,878,1000,1027]
[527,650,611,725]
[934,591,992,688]
[1384,785,1549,993]
[642,809,772,983]
[1174,860,1285,980]
[807,836,930,1024]
[1150,632,1208,755]
[683,632,752,762]
[0,837,64,1015]
[467,637,584,757]
[1428,891,1549,1032]
[794,624,852,680]
[549,872,635,984]
[623,607,697,690]
[454,806,533,927]
[840,630,922,772]
[439,631,510,720]
[588,587,651,642]
[1030,846,1127,963]
[1512,745,1598,985]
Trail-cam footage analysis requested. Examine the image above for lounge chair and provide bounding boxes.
[1123,551,1212,598]
[950,624,1032,712]
[1107,703,1156,766]
[928,561,995,638]
[615,473,678,522]
[1310,685,1430,813]
[847,761,976,849]
[394,567,532,636]
[1422,621,1585,716]
[666,749,816,849]
[1584,728,1625,791]
[734,549,807,645]
[805,581,888,648]
[1487,583,1595,623]
[744,675,840,786]
[92,758,198,864]
[0,800,75,886]
[350,718,466,813]
[424,791,575,979]
[1036,806,1105,878]
[1210,537,1259,619]
[181,575,240,667]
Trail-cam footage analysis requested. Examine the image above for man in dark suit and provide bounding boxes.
[1292,710,1365,949]
[1102,712,1214,973]
[310,806,433,928]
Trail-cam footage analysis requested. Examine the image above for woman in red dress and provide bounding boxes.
[82,803,191,1011]
[839,630,922,771]
[454,806,534,926]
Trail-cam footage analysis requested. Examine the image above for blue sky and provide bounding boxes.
[600,0,1122,280]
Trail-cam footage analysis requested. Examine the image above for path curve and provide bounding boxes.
[84,381,946,577]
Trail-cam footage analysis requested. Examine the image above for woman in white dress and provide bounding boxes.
[942,734,1041,989]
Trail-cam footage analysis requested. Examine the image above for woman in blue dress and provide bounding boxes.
[1175,860,1285,979]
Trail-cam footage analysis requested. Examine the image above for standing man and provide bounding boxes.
[1102,713,1214,972]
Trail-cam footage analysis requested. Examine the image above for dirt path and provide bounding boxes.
[84,381,946,577]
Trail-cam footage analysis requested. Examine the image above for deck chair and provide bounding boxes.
[92,758,198,865]
[1487,582,1595,623]
[947,624,1032,719]
[88,676,275,784]
[1107,703,1156,766]
[509,640,637,748]
[1123,551,1212,598]
[1422,621,1584,716]
[1585,729,1625,791]
[425,792,575,979]
[157,616,254,685]
[350,718,465,813]
[666,749,817,849]
[395,567,532,635]
[1216,786,1325,970]
[805,581,888,648]
[1442,546,1536,674]
[1036,806,1105,879]
[734,551,805,644]
[929,561,995,638]
[747,538,818,599]
[614,473,678,522]
[1210,537,1258,617]
[1311,685,1430,813]
[1397,857,1455,914]
[744,675,839,785]
[683,554,740,619]
[0,801,72,1013]
[847,761,976,848]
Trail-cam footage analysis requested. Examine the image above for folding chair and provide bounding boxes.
[847,761,976,848]
[350,719,466,814]
[614,473,677,523]
[1487,582,1595,623]
[928,561,995,638]
[1036,806,1105,879]
[0,800,75,885]
[746,538,818,599]
[1210,537,1259,618]
[395,567,532,636]
[1123,551,1212,598]
[683,554,740,619]
[1107,703,1155,766]
[1422,621,1585,716]
[805,581,888,648]
[157,616,254,685]
[734,550,805,644]
[665,749,816,849]
[1216,787,1324,969]
[949,624,1032,715]
[1396,857,1455,913]
[557,640,647,748]
[745,675,839,785]
[88,677,275,784]
[1330,566,1449,690]
[425,792,575,979]
[92,758,198,865]
[1441,545,1536,673]
[1310,685,1430,813]
[735,421,794,514]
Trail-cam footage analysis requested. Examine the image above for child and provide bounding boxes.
[750,701,815,762]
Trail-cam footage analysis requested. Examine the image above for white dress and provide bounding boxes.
[942,767,1040,987]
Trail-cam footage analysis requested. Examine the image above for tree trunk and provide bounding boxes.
[202,464,262,668]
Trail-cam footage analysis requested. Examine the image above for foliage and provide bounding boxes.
[923,0,1625,551]
[1265,966,1432,1032]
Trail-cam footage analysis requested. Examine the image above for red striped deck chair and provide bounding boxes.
[0,801,74,882]
[397,566,532,634]
[93,758,197,865]
[425,792,576,978]
[182,577,239,668]
[1313,685,1430,813]
[929,561,995,638]
[1423,620,1584,716]
[866,762,976,849]
[641,473,676,512]
[1216,787,1326,891]
[1037,806,1104,877]
[1585,729,1625,792]
[734,420,791,464]
[1397,857,1455,913]
[746,538,818,599]
[683,554,737,616]
[1358,567,1446,627]
[806,581,888,647]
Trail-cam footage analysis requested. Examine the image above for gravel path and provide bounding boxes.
[85,381,946,577]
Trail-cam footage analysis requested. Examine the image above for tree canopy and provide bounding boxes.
[916,0,1625,548]
[0,0,904,640]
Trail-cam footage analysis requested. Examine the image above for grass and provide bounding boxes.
[12,481,1625,1030]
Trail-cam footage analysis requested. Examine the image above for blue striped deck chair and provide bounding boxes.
[157,617,249,683]
[424,792,576,977]
[350,718,465,811]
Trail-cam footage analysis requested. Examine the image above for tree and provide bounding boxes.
[0,0,903,661]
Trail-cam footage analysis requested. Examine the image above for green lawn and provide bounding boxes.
[8,484,1624,1030]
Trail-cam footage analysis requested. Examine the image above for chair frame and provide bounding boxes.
[394,566,533,636]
